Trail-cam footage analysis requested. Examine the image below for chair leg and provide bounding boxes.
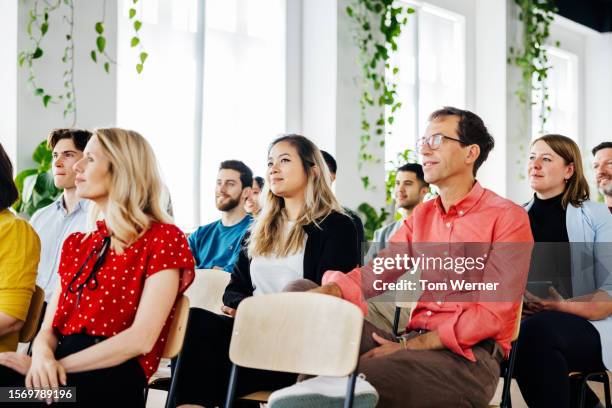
[225,364,239,408]
[587,372,611,408]
[165,351,184,408]
[392,306,401,337]
[344,371,358,408]
[500,341,517,408]
[603,373,611,408]
[578,375,590,408]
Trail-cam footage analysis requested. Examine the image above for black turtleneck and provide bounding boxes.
[527,193,569,242]
[527,193,572,298]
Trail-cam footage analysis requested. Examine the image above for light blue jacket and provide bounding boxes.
[524,199,612,368]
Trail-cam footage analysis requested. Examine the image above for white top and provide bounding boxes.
[250,222,306,295]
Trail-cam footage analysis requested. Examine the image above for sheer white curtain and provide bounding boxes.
[117,0,202,229]
[117,0,287,229]
[199,0,287,224]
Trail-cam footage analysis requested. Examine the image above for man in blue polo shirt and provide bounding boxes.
[30,129,92,302]
[189,160,253,271]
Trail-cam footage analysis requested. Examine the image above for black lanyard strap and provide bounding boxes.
[64,236,111,309]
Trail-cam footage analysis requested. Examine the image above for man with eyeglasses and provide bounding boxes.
[269,107,533,407]
[30,129,92,302]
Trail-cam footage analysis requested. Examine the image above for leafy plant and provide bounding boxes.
[346,0,414,190]
[13,141,62,217]
[357,202,390,241]
[357,148,420,238]
[508,0,559,134]
[127,0,148,74]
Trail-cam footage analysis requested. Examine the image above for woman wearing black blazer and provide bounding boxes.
[175,135,359,408]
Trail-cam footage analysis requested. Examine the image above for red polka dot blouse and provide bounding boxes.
[52,220,195,379]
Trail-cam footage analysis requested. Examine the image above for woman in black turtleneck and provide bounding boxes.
[515,135,612,408]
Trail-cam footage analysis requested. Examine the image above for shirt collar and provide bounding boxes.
[54,194,86,214]
[433,181,485,217]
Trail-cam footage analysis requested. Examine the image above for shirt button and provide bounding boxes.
[426,310,432,316]
[446,222,451,228]
[458,210,464,216]
[436,301,442,305]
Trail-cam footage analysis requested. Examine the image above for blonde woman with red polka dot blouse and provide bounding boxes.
[0,128,194,407]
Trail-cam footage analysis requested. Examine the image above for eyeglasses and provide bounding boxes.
[416,133,466,153]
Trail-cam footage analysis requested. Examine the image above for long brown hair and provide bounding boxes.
[532,134,590,208]
[248,135,345,258]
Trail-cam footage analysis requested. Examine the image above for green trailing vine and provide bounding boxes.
[19,0,148,125]
[128,0,148,73]
[90,0,114,74]
[346,0,414,190]
[91,0,147,74]
[18,0,77,124]
[508,0,559,134]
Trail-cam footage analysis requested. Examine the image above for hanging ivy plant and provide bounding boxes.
[346,0,414,190]
[508,0,559,134]
[19,0,148,126]
[18,0,77,124]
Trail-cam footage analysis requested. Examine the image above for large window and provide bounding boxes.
[117,0,287,229]
[531,47,579,140]
[385,2,466,167]
[117,0,203,229]
[200,0,286,224]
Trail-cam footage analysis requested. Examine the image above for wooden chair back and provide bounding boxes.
[185,269,231,313]
[161,295,190,358]
[229,292,363,377]
[19,285,45,343]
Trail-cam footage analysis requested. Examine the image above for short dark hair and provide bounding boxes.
[592,142,612,156]
[219,160,253,190]
[320,150,337,175]
[429,107,494,175]
[47,128,92,151]
[253,176,265,189]
[397,163,428,187]
[0,143,19,209]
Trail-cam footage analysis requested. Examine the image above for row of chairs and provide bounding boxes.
[18,273,612,408]
[147,269,364,408]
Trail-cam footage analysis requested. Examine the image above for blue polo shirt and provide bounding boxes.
[188,215,252,272]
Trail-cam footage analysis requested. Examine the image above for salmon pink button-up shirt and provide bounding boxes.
[323,182,533,361]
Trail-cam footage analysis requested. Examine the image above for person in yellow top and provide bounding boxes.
[0,143,40,352]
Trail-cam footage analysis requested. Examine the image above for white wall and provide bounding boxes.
[15,0,118,172]
[0,0,18,165]
[301,0,338,152]
[474,0,507,197]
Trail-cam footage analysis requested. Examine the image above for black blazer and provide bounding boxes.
[222,210,360,308]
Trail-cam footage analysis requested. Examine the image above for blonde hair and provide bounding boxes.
[532,134,590,209]
[92,128,172,252]
[248,135,345,258]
